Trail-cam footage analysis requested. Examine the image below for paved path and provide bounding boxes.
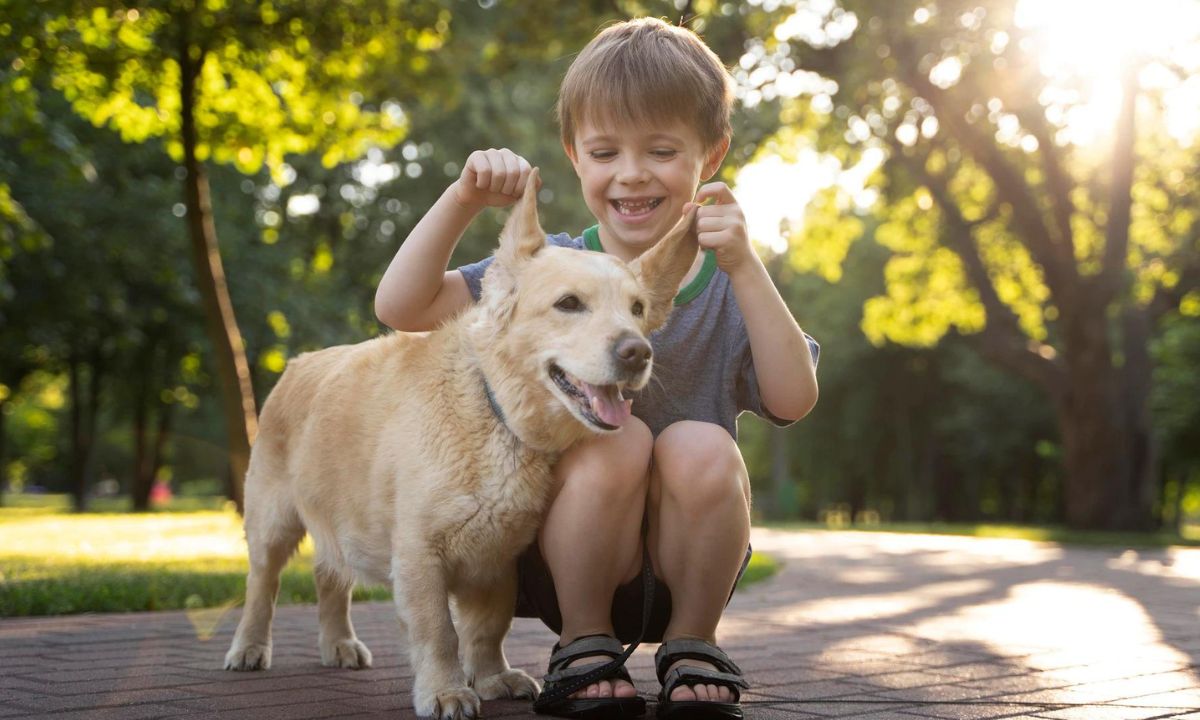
[2,529,1199,719]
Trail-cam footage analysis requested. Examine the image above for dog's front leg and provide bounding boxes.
[457,564,540,701]
[394,552,479,719]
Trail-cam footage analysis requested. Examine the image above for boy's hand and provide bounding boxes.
[453,148,536,210]
[688,182,755,275]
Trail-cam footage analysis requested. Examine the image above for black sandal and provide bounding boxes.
[533,634,647,718]
[654,639,748,720]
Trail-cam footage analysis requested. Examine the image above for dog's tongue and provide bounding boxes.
[584,383,632,427]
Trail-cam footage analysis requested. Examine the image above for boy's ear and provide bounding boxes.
[629,206,698,332]
[496,168,545,266]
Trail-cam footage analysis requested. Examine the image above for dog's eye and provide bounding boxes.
[631,301,644,318]
[555,295,584,312]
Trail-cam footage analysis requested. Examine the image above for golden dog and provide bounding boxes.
[223,170,697,719]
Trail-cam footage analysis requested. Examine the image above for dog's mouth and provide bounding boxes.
[548,363,631,432]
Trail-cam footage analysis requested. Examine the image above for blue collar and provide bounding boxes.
[482,375,512,434]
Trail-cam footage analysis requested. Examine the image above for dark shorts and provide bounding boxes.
[514,540,753,644]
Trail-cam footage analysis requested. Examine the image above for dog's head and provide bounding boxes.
[471,169,697,450]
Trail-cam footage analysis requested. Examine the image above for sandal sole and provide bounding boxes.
[536,696,647,718]
[656,699,742,720]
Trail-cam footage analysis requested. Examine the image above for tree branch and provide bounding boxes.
[1098,62,1139,304]
[892,41,1079,304]
[893,140,1066,396]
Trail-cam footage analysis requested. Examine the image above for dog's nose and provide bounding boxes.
[613,334,652,374]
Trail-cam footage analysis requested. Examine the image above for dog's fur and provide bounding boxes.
[223,170,698,719]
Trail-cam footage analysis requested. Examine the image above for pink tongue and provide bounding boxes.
[583,383,632,426]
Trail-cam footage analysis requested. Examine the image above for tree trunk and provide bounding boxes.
[151,402,173,497]
[68,355,103,512]
[133,398,173,512]
[179,21,255,514]
[131,388,151,511]
[1055,306,1154,530]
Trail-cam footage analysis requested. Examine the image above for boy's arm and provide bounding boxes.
[691,184,819,422]
[375,149,533,332]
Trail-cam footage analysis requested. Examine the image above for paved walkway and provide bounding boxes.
[2,529,1199,719]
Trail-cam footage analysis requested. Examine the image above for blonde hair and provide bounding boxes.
[557,18,734,153]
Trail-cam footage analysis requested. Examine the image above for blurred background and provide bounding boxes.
[1,0,1198,550]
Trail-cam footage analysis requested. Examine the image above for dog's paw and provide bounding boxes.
[413,684,481,719]
[475,668,539,700]
[224,642,271,671]
[320,637,373,669]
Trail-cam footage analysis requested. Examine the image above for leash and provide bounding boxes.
[532,543,656,711]
[484,372,657,710]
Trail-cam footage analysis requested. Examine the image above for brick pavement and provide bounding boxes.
[2,528,1199,719]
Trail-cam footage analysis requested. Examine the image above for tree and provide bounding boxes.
[10,0,453,508]
[764,0,1200,529]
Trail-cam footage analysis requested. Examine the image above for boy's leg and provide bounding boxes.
[538,417,653,699]
[648,420,751,703]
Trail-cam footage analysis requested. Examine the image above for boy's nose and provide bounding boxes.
[615,159,650,185]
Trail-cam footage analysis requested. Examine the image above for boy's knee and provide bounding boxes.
[653,421,748,510]
[555,416,653,496]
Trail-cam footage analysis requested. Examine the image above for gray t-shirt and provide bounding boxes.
[457,228,819,439]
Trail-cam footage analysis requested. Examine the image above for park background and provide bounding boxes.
[1,0,1199,617]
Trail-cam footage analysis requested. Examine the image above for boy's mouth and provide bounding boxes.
[611,197,664,218]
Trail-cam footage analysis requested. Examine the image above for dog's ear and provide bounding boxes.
[629,206,699,332]
[480,169,543,327]
[496,168,544,267]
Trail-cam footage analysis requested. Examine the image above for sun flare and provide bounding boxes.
[1015,0,1200,146]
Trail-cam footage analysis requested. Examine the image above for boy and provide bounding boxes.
[376,17,818,720]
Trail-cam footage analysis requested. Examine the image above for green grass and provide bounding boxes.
[736,551,779,589]
[763,520,1200,548]
[0,495,779,617]
[0,502,391,617]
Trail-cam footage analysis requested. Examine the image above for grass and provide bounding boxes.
[0,495,780,617]
[0,504,391,617]
[763,519,1200,548]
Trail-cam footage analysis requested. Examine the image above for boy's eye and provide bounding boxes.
[555,295,585,312]
[651,149,677,159]
[631,301,644,318]
[589,150,616,161]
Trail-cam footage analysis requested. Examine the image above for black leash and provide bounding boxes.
[485,372,657,711]
[532,544,656,712]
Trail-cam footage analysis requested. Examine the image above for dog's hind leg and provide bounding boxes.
[315,564,372,669]
[457,568,540,700]
[224,478,305,671]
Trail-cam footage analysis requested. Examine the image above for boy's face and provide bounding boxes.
[567,118,727,260]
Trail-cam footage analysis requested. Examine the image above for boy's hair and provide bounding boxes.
[557,18,734,154]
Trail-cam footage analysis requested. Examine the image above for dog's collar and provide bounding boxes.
[481,375,514,436]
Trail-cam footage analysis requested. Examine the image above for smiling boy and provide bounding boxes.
[376,17,818,720]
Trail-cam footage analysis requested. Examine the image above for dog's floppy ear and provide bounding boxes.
[630,206,699,332]
[496,168,544,267]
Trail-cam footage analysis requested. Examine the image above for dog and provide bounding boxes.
[223,169,698,719]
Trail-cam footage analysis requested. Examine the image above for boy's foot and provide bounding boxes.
[654,638,748,719]
[564,653,638,699]
[534,635,646,717]
[663,658,734,702]
[564,652,643,696]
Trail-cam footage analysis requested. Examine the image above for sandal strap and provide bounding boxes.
[546,634,624,672]
[661,664,749,700]
[544,658,634,686]
[654,638,743,680]
[533,545,656,713]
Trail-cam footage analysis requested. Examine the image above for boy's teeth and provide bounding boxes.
[614,198,660,215]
